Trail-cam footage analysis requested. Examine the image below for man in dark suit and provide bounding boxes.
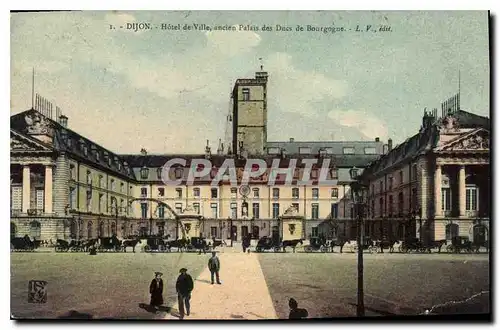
[288,298,308,319]
[176,268,194,319]
[208,251,221,285]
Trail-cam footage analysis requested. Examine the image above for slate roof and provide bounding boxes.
[11,109,136,181]
[265,140,385,155]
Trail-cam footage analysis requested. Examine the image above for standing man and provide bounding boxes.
[176,268,194,319]
[208,251,221,285]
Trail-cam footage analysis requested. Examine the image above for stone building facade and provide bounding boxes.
[351,109,490,245]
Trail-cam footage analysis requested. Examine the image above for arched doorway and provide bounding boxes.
[29,221,41,240]
[445,223,459,240]
[111,222,117,236]
[241,225,248,239]
[11,222,17,239]
[252,225,260,239]
[70,220,78,239]
[472,224,487,245]
[231,225,238,241]
[87,221,93,239]
[98,221,105,237]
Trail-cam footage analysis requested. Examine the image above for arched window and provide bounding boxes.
[445,223,459,240]
[29,221,41,240]
[98,222,105,237]
[70,220,78,239]
[87,221,93,239]
[111,222,117,236]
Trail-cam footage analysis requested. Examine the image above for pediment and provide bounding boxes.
[10,129,53,153]
[436,128,489,152]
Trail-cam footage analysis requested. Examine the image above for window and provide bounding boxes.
[120,199,124,213]
[311,227,318,237]
[389,177,393,190]
[343,147,355,154]
[379,181,383,193]
[312,188,319,199]
[141,203,148,219]
[330,169,339,179]
[70,165,76,180]
[175,203,183,214]
[193,188,200,198]
[253,188,259,198]
[230,203,237,218]
[193,203,200,215]
[364,147,377,154]
[412,164,418,181]
[211,188,218,199]
[140,167,149,179]
[411,188,418,210]
[158,205,165,219]
[252,203,260,218]
[311,169,318,179]
[110,179,115,191]
[158,187,165,197]
[331,203,338,218]
[312,204,319,219]
[86,171,92,185]
[211,203,218,218]
[83,145,88,156]
[388,195,393,215]
[466,186,478,211]
[267,147,280,155]
[174,168,183,179]
[379,197,384,217]
[98,194,104,213]
[69,187,76,209]
[121,182,125,193]
[141,187,147,197]
[299,147,311,154]
[292,188,299,199]
[272,203,280,218]
[292,203,299,212]
[371,199,375,218]
[331,188,338,198]
[398,192,404,215]
[399,171,404,185]
[211,227,218,239]
[86,191,92,212]
[231,188,237,199]
[272,188,280,199]
[157,168,163,179]
[242,88,250,101]
[176,188,182,199]
[441,188,451,211]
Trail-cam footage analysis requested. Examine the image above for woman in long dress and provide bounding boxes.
[149,272,164,310]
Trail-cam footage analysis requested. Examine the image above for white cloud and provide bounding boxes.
[327,109,388,140]
[205,26,261,56]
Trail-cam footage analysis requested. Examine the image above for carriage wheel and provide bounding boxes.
[144,245,150,252]
[273,247,280,253]
[256,247,262,252]
[304,246,312,253]
[446,245,453,253]
[320,246,327,253]
[401,246,408,253]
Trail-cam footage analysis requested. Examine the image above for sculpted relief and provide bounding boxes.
[25,112,54,136]
[446,131,489,151]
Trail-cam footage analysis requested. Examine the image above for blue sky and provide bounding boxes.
[10,11,489,154]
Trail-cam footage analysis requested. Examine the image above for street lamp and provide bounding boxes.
[228,217,234,247]
[349,166,367,317]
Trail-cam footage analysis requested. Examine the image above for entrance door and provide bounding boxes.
[473,224,487,245]
[231,225,237,241]
[241,226,249,239]
[272,225,279,241]
[252,226,260,239]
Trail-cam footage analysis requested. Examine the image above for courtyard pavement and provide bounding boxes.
[164,252,278,320]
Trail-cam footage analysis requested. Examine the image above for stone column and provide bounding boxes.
[434,165,442,218]
[22,165,31,213]
[44,166,53,214]
[458,166,466,217]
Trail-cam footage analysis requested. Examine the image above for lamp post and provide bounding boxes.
[228,217,233,247]
[349,166,367,317]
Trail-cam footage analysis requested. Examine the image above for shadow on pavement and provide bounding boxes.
[138,303,172,314]
[347,303,396,316]
[196,279,212,284]
[230,314,245,319]
[57,310,93,319]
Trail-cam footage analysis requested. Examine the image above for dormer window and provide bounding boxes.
[140,166,149,179]
[343,147,355,154]
[267,147,280,155]
[157,168,163,179]
[299,147,311,155]
[117,162,122,171]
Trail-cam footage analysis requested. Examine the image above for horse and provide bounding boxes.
[165,238,188,252]
[83,238,98,252]
[282,239,303,253]
[122,238,141,253]
[374,238,400,253]
[330,238,348,253]
[211,239,227,249]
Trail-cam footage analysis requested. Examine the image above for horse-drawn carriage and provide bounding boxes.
[97,236,122,252]
[11,235,40,252]
[185,237,209,253]
[304,237,328,253]
[446,236,473,254]
[54,239,85,252]
[144,237,169,252]
[255,236,281,252]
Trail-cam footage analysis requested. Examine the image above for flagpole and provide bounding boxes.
[32,68,35,109]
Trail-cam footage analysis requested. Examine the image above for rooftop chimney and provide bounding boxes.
[388,138,393,151]
[375,137,380,142]
[289,138,295,142]
[205,140,211,159]
[59,115,68,128]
